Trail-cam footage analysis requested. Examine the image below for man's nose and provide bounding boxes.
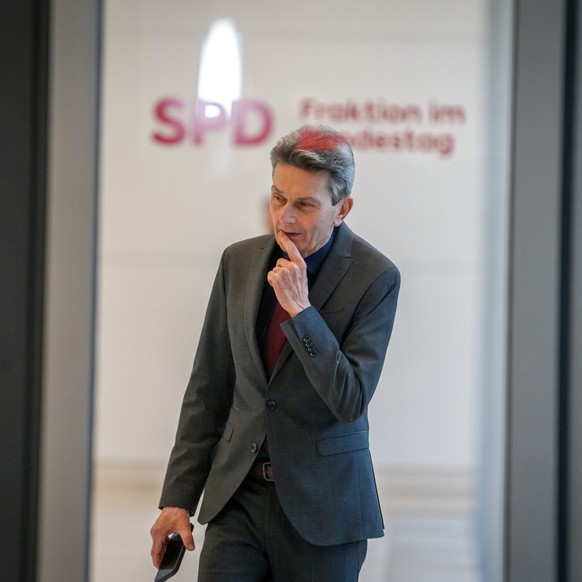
[280,203,296,223]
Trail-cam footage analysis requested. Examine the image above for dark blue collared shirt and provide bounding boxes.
[304,228,336,281]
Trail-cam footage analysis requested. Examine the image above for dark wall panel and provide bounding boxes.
[567,2,582,580]
[0,1,48,581]
[506,0,566,580]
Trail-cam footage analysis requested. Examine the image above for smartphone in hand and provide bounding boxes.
[155,523,193,582]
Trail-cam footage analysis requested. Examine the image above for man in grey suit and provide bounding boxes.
[150,125,400,581]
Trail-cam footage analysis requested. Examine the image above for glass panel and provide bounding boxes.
[92,1,511,580]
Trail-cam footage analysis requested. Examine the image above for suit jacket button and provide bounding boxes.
[267,400,277,410]
[250,443,258,453]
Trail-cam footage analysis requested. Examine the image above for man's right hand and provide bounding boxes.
[150,506,195,568]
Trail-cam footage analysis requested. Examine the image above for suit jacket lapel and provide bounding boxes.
[244,235,276,384]
[308,222,354,310]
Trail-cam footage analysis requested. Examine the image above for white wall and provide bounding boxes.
[96,0,488,472]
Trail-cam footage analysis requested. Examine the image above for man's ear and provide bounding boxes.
[333,197,354,226]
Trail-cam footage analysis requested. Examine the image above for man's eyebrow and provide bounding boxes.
[270,186,320,204]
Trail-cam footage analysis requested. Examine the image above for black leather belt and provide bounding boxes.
[248,460,275,482]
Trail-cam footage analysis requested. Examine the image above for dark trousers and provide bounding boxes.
[198,474,367,582]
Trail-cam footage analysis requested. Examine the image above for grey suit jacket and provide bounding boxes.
[159,222,400,546]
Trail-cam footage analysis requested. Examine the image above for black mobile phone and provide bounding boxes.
[155,523,193,582]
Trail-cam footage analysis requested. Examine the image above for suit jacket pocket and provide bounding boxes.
[317,431,369,456]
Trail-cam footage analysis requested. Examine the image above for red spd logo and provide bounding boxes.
[152,98,274,146]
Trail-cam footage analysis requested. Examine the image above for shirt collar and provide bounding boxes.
[304,228,336,278]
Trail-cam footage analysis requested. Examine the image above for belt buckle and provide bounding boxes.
[262,462,274,482]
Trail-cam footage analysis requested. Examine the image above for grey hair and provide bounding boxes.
[270,125,355,205]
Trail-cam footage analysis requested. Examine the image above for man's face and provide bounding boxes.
[269,163,353,258]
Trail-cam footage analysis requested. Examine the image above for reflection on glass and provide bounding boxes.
[197,18,242,118]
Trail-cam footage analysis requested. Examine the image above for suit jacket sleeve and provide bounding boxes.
[281,262,400,422]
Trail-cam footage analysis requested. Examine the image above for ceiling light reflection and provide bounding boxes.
[197,18,242,119]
